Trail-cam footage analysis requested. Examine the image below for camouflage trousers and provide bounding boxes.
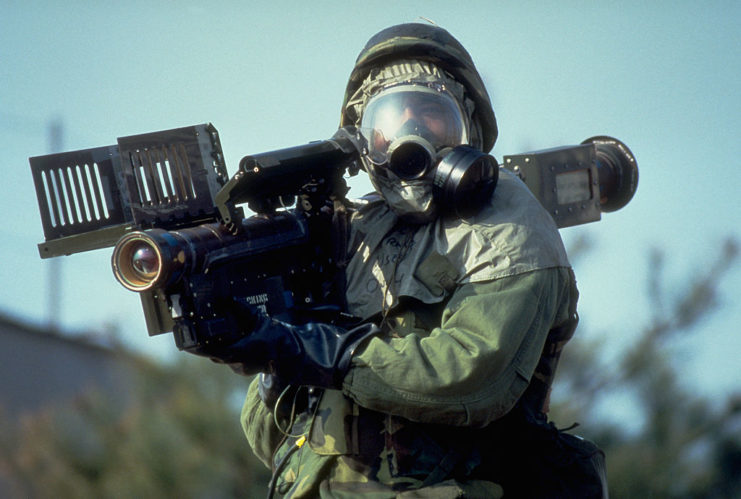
[268,401,503,498]
[271,438,502,498]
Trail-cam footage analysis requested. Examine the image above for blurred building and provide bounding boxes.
[0,311,143,496]
[0,312,137,419]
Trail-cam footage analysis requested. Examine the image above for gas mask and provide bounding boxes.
[360,83,498,222]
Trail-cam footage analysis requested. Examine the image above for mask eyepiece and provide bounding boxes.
[360,84,468,165]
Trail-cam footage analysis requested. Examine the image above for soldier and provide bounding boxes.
[188,23,606,497]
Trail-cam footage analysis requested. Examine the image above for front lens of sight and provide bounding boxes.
[112,235,162,291]
[131,244,160,279]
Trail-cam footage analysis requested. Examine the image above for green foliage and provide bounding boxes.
[551,237,741,498]
[0,356,271,498]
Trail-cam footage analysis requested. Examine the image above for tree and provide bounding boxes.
[551,237,740,498]
[0,356,271,498]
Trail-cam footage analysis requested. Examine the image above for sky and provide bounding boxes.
[1,1,739,407]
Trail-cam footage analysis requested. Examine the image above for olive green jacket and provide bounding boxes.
[241,169,577,497]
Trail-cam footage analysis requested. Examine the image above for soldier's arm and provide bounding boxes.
[341,266,576,427]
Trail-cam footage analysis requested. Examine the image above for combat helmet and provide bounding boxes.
[341,23,498,153]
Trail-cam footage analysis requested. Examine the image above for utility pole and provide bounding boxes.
[47,118,63,331]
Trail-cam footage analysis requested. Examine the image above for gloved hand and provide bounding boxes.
[173,298,379,390]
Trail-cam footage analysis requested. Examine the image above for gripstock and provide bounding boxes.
[30,124,361,345]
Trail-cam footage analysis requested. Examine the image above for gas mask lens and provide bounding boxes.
[360,85,468,169]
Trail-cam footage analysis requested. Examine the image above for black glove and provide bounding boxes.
[173,298,379,390]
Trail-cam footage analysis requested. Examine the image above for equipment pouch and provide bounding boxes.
[479,408,609,498]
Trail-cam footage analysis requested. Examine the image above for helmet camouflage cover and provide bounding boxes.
[341,22,498,153]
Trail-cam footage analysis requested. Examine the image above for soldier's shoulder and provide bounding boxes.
[437,168,570,280]
[452,168,557,234]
